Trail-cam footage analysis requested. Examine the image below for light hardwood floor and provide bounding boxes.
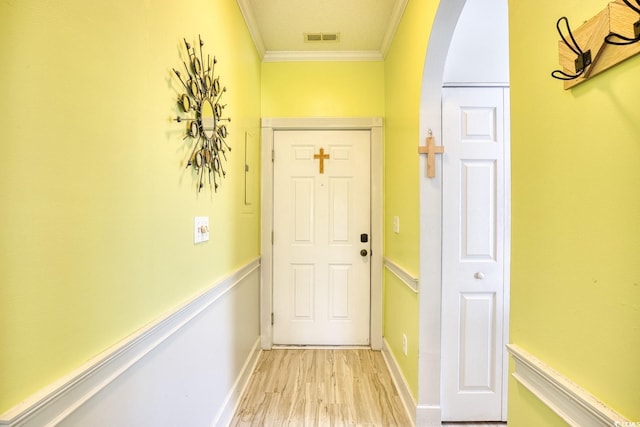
[229,348,412,426]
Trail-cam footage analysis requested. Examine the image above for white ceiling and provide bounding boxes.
[237,0,408,61]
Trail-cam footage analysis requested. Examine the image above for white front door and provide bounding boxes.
[441,87,509,421]
[272,130,371,345]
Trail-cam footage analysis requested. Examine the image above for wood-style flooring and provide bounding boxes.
[229,348,412,426]
[230,348,508,427]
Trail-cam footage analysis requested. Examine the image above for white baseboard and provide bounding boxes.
[213,339,261,427]
[507,344,630,427]
[415,405,442,427]
[381,338,417,426]
[381,358,445,427]
[0,258,261,427]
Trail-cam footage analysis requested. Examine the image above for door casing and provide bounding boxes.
[260,117,383,350]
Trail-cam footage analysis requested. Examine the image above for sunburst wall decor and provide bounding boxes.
[172,35,230,192]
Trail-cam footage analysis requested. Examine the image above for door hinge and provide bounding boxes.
[271,312,274,325]
[272,149,275,162]
[271,231,274,244]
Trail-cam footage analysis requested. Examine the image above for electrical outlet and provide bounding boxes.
[402,333,408,356]
[194,216,209,244]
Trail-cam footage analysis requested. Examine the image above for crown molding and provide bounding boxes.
[237,0,406,62]
[263,50,384,62]
[236,0,266,58]
[381,0,409,57]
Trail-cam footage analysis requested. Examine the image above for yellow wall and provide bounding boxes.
[383,271,420,397]
[261,61,384,117]
[5,0,636,422]
[384,0,435,272]
[383,0,640,416]
[0,0,261,413]
[509,0,640,422]
[382,0,438,400]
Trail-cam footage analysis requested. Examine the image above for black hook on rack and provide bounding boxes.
[551,16,593,80]
[605,0,640,45]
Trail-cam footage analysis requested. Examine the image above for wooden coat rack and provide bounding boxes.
[556,0,640,89]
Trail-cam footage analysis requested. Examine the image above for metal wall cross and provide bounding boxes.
[313,147,330,174]
[418,131,444,178]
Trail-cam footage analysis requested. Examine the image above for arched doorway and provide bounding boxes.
[417,0,510,424]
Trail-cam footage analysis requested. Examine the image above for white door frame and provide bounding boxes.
[260,117,383,350]
[418,1,510,424]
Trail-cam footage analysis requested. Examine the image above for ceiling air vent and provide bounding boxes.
[304,32,340,43]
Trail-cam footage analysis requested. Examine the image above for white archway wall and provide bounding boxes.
[417,2,466,423]
[417,0,510,424]
[443,0,509,85]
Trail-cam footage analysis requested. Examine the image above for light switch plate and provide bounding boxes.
[194,216,209,244]
[393,216,400,234]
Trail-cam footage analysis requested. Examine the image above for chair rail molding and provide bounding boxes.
[507,344,630,427]
[384,258,419,293]
[0,258,261,427]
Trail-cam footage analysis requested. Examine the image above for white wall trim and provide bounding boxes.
[0,258,261,427]
[213,338,261,426]
[261,117,383,350]
[384,258,419,293]
[263,50,383,62]
[501,87,512,420]
[381,339,417,426]
[236,0,266,58]
[442,82,510,88]
[237,0,406,62]
[380,0,409,57]
[262,117,383,130]
[415,405,442,427]
[507,344,630,427]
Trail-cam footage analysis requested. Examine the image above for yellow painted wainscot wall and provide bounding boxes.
[509,0,640,424]
[0,0,261,415]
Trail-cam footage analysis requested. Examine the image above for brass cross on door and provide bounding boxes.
[314,147,330,174]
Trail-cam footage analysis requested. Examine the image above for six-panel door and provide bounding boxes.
[272,130,371,345]
[441,87,508,421]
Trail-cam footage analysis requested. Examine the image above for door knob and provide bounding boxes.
[360,249,368,256]
[474,272,485,280]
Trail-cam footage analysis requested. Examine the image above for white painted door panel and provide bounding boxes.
[273,130,371,345]
[441,87,507,421]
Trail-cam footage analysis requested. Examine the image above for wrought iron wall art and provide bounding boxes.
[173,36,231,192]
